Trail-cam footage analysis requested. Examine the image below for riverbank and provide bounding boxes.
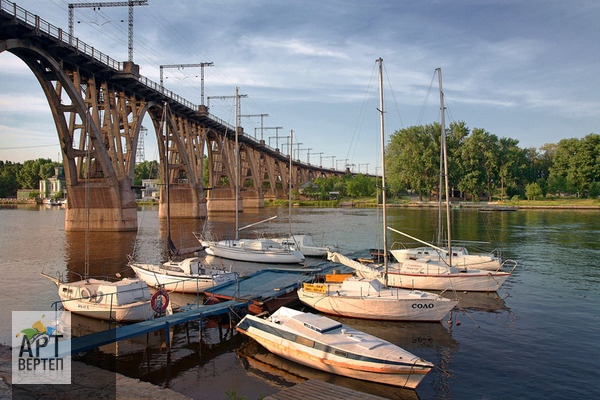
[0,344,191,400]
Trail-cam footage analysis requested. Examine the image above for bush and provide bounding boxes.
[525,182,543,200]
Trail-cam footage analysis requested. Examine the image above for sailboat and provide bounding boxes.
[197,89,305,264]
[390,69,517,272]
[299,59,457,320]
[42,113,155,323]
[129,104,238,293]
[328,68,516,292]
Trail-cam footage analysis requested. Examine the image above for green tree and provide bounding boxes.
[550,134,600,197]
[498,138,524,200]
[134,160,159,185]
[457,128,499,201]
[0,161,22,197]
[346,174,376,197]
[387,124,439,200]
[17,158,54,189]
[525,182,543,200]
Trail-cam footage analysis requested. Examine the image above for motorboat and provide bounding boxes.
[298,275,457,321]
[129,257,238,294]
[236,306,434,389]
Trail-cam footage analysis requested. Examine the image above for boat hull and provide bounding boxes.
[385,270,510,292]
[298,289,456,322]
[237,312,432,389]
[59,295,152,322]
[130,263,236,294]
[391,249,502,271]
[203,241,305,264]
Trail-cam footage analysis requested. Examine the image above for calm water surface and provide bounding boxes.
[1,205,599,399]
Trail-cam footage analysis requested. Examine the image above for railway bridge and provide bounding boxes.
[0,0,343,231]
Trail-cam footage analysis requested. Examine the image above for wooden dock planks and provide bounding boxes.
[264,379,387,400]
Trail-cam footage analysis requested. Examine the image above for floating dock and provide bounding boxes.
[204,270,314,315]
[43,300,246,358]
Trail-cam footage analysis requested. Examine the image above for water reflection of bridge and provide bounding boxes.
[0,0,345,231]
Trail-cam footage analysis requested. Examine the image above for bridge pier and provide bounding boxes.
[206,188,243,213]
[65,182,137,232]
[241,189,264,209]
[158,185,207,219]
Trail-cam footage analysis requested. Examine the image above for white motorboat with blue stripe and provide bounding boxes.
[236,306,434,389]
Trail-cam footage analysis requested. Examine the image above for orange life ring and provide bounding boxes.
[151,289,169,313]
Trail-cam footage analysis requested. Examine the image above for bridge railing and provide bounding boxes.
[1,0,234,125]
[2,0,341,174]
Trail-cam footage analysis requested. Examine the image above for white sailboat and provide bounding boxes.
[236,306,434,389]
[328,68,515,292]
[299,59,457,320]
[198,89,305,264]
[42,113,155,323]
[389,69,517,273]
[298,274,457,322]
[130,104,238,293]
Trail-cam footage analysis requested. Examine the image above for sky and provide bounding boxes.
[0,0,599,173]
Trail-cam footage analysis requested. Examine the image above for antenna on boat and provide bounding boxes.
[377,57,388,286]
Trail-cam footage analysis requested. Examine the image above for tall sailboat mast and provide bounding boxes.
[436,68,452,267]
[289,130,293,238]
[235,86,240,240]
[163,104,171,252]
[377,58,388,285]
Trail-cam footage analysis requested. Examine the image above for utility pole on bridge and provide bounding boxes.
[336,159,349,171]
[358,163,370,174]
[207,93,248,126]
[293,143,303,160]
[240,114,269,140]
[322,155,335,169]
[68,1,148,61]
[299,148,313,164]
[312,152,324,167]
[263,127,283,148]
[160,62,214,105]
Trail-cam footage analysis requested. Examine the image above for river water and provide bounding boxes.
[1,205,599,399]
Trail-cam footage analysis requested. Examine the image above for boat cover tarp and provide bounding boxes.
[327,252,383,279]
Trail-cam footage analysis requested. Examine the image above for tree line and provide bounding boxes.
[1,124,598,201]
[386,122,600,201]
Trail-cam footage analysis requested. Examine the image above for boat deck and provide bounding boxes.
[44,300,246,358]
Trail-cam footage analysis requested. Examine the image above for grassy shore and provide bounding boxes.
[265,196,600,209]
